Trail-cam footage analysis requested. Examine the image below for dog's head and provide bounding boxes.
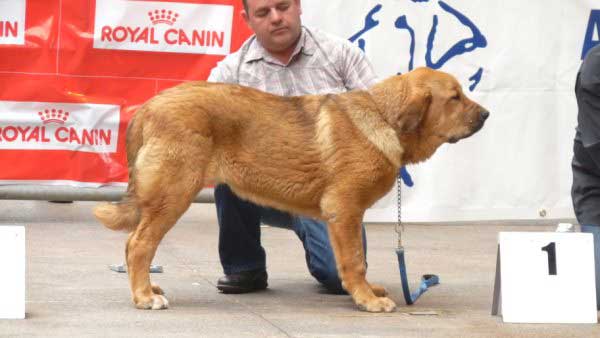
[370,67,489,147]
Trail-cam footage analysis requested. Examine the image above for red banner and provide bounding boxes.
[0,0,252,186]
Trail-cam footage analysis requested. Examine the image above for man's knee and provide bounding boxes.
[310,264,345,294]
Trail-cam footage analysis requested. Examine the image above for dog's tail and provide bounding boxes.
[93,110,144,232]
[93,199,140,232]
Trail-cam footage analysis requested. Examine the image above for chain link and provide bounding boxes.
[396,173,403,248]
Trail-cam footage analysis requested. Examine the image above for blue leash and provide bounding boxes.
[396,247,439,304]
[396,170,439,305]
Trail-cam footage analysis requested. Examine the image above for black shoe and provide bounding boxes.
[216,269,268,294]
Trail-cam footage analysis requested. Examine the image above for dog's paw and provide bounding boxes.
[135,294,169,310]
[357,296,396,313]
[151,284,165,295]
[369,283,388,297]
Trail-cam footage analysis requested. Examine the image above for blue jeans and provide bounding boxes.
[215,184,367,293]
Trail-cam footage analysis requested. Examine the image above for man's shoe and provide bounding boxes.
[216,269,268,294]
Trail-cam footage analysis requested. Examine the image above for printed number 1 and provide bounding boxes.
[541,242,557,275]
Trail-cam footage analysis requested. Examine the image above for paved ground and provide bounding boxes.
[0,200,598,337]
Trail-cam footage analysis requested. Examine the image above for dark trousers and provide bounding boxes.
[215,184,367,293]
[572,139,600,309]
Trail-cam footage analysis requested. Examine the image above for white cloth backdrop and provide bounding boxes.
[301,0,599,222]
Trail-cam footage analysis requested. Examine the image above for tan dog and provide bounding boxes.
[94,67,488,312]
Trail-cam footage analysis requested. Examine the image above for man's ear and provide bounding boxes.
[241,9,249,24]
[297,0,302,14]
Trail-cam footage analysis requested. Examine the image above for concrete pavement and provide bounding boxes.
[0,200,598,337]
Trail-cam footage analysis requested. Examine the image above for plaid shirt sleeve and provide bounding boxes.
[339,40,379,90]
[207,53,240,84]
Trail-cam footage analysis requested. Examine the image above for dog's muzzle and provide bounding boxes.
[474,109,489,131]
[448,109,490,143]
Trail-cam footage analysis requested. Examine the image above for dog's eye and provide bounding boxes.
[451,94,460,101]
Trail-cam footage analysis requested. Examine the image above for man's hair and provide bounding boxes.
[242,0,248,13]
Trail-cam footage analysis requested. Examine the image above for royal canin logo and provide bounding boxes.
[0,108,111,146]
[100,8,224,48]
[0,0,26,45]
[148,9,179,25]
[0,20,18,38]
[39,108,70,124]
[93,1,232,55]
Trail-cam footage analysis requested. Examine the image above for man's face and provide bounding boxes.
[242,0,302,54]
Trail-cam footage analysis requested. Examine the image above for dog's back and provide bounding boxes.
[94,81,398,226]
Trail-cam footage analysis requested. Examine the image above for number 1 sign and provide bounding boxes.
[492,232,597,323]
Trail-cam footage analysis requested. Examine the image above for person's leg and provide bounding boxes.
[259,208,371,293]
[580,224,600,310]
[572,139,600,309]
[291,216,368,294]
[214,184,267,293]
[259,207,295,229]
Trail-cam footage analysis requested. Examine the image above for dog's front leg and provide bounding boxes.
[323,206,396,312]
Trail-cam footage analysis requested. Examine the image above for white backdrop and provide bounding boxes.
[301,0,599,222]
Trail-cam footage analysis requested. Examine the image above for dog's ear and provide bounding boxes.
[396,85,431,133]
[370,76,431,133]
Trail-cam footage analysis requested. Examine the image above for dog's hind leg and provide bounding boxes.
[123,231,165,296]
[125,139,209,310]
[321,192,396,313]
[127,213,182,310]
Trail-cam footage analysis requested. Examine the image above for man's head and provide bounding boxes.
[241,0,302,57]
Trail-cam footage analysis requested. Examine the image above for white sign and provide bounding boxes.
[0,226,25,319]
[0,101,120,153]
[494,232,597,324]
[0,0,26,45]
[93,0,233,55]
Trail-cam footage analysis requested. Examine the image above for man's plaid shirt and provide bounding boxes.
[208,26,378,96]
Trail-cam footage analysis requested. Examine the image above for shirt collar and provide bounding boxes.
[244,26,315,64]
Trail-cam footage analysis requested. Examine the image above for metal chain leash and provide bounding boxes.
[396,174,404,248]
